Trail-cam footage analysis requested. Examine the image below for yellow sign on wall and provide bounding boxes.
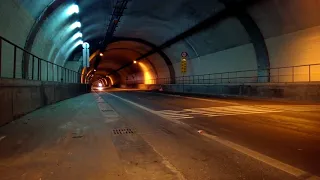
[181,58,187,74]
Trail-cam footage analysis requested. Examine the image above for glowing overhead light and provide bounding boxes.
[99,53,103,57]
[94,69,97,72]
[72,32,82,40]
[70,21,81,30]
[67,4,79,15]
[98,83,102,87]
[133,60,137,64]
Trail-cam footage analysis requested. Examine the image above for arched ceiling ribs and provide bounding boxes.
[23,0,73,78]
[219,0,270,82]
[105,47,159,78]
[106,37,175,81]
[108,0,263,83]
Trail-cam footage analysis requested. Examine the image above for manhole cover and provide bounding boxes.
[113,128,135,135]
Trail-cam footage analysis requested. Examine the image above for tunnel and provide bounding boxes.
[1,0,320,179]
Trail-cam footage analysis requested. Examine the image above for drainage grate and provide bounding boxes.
[101,109,113,112]
[112,128,135,135]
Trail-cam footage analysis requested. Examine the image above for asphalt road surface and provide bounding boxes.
[0,89,319,180]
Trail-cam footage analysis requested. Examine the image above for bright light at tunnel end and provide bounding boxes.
[67,4,79,15]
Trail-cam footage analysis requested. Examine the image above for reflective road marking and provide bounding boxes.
[155,105,320,120]
[107,92,320,180]
[0,136,6,142]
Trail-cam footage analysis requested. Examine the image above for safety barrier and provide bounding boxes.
[126,63,320,85]
[0,36,82,83]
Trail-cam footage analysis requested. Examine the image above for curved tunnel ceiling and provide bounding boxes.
[19,0,317,84]
[21,0,230,84]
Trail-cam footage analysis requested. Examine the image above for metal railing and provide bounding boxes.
[126,63,320,85]
[0,36,82,83]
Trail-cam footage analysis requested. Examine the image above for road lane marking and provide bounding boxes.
[154,105,320,120]
[0,136,6,142]
[107,92,320,180]
[138,91,240,105]
[145,140,187,180]
[200,131,320,180]
[94,92,120,121]
[106,93,191,127]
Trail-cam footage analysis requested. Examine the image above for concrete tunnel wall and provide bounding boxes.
[1,0,320,87]
[0,0,83,80]
[0,78,90,126]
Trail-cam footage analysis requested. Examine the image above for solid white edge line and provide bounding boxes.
[0,136,6,142]
[201,132,320,180]
[107,92,320,180]
[137,91,240,105]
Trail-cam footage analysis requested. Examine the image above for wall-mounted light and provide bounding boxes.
[77,40,83,45]
[133,60,137,64]
[94,69,97,72]
[72,32,82,40]
[67,4,79,15]
[70,21,81,30]
[99,53,103,57]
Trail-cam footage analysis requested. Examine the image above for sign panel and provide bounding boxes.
[181,58,187,74]
[181,52,188,58]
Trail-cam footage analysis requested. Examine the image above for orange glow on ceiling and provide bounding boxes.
[107,76,114,85]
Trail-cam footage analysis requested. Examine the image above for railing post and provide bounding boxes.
[235,72,238,83]
[0,38,2,77]
[13,46,17,78]
[227,72,230,83]
[309,65,311,82]
[38,59,41,81]
[52,64,54,81]
[292,66,294,82]
[32,55,35,80]
[278,68,280,83]
[47,61,49,81]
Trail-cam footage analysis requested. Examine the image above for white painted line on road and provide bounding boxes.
[146,140,187,180]
[0,136,6,142]
[175,96,241,106]
[93,91,120,121]
[200,131,320,180]
[106,93,191,127]
[107,92,320,180]
[138,91,240,105]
